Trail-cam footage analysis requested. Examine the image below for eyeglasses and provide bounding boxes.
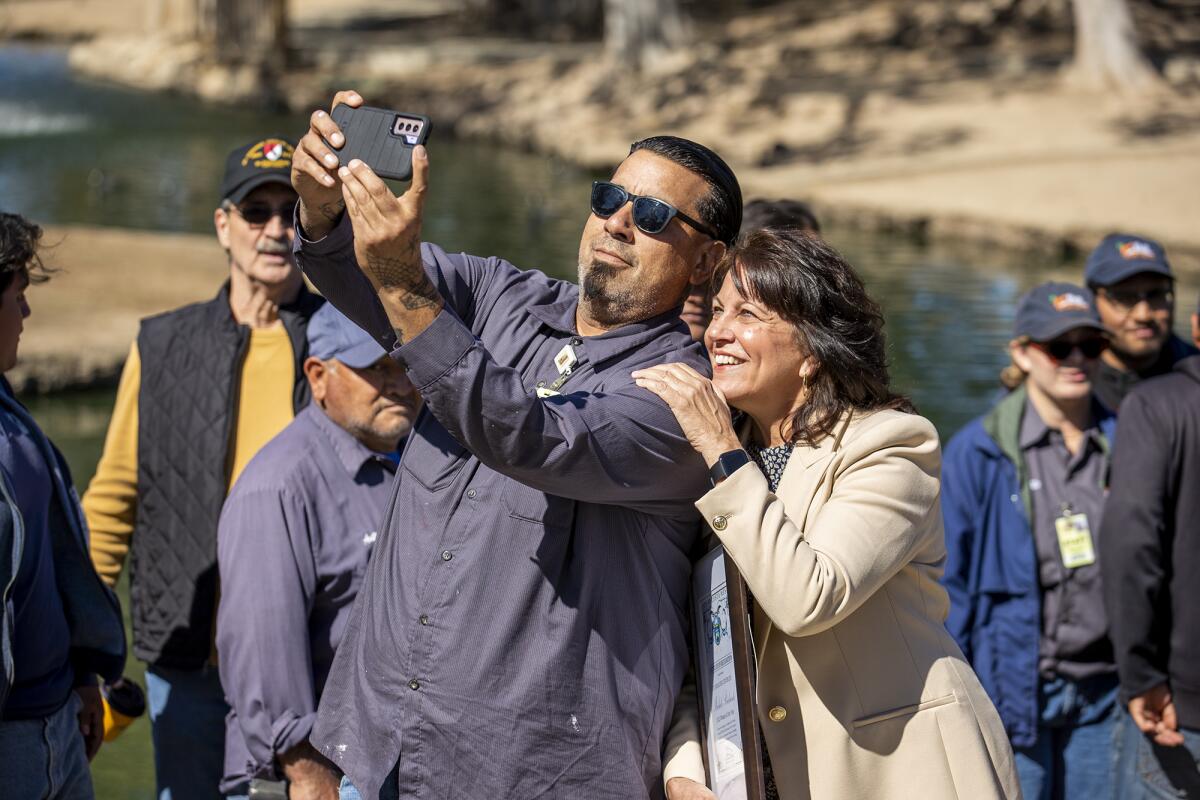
[1097,286,1174,310]
[232,200,297,227]
[590,181,719,241]
[1029,337,1109,362]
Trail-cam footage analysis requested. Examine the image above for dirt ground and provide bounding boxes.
[9,225,227,393]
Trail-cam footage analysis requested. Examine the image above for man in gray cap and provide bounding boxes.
[216,303,420,800]
[1084,232,1199,410]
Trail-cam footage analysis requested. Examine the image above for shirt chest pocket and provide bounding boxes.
[501,481,576,532]
[401,416,470,491]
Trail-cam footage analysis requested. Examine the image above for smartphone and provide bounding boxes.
[327,104,432,182]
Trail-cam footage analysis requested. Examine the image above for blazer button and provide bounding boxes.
[768,706,787,723]
[712,515,728,531]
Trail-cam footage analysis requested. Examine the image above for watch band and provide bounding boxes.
[708,449,750,487]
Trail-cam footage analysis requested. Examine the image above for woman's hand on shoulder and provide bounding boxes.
[632,363,741,465]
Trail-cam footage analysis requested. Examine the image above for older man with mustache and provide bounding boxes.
[82,138,324,800]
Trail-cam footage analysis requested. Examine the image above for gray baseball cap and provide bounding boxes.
[307,303,387,368]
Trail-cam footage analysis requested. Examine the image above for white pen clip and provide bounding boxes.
[554,344,578,376]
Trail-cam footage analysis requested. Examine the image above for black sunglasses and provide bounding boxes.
[590,181,720,241]
[234,199,297,227]
[1097,286,1174,310]
[1030,337,1109,361]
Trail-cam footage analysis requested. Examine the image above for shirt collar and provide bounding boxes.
[1019,395,1103,452]
[526,291,693,367]
[303,403,397,477]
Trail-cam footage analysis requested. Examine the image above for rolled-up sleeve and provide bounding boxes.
[217,485,318,778]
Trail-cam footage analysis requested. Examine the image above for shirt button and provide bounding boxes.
[712,515,728,531]
[408,679,421,691]
[419,614,430,626]
[440,550,453,562]
[570,337,583,347]
[768,706,787,723]
[466,489,477,499]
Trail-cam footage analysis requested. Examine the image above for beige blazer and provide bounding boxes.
[663,410,1021,799]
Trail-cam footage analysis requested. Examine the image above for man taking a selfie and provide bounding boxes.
[289,90,740,800]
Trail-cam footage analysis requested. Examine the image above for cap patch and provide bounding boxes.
[1050,292,1090,313]
[241,138,294,169]
[1118,240,1156,261]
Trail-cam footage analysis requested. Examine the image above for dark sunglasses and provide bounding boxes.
[1029,337,1109,361]
[233,199,297,227]
[1097,286,1174,310]
[590,181,720,241]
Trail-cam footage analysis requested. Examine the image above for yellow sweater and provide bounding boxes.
[84,325,296,588]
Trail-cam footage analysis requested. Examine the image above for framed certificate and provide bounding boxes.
[691,545,768,800]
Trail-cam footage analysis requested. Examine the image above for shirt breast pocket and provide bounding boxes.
[401,416,470,491]
[501,482,576,532]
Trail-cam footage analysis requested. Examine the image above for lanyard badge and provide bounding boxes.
[1055,506,1096,568]
[537,343,578,398]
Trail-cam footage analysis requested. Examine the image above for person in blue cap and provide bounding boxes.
[941,282,1121,800]
[1084,233,1199,411]
[216,302,420,800]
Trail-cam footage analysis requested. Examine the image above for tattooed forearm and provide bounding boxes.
[364,253,425,290]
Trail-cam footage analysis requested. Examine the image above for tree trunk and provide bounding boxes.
[1067,0,1163,93]
[191,0,287,70]
[604,0,689,70]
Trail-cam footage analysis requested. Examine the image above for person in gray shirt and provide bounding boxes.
[289,90,741,800]
[216,303,421,800]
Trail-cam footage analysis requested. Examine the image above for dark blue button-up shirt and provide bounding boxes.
[216,403,398,789]
[296,216,711,800]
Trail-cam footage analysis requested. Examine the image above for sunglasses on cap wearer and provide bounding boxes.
[231,199,298,227]
[1096,286,1174,311]
[1027,336,1109,362]
[590,181,720,241]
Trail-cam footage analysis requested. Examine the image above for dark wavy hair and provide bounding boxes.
[629,136,742,245]
[0,212,54,294]
[714,228,913,446]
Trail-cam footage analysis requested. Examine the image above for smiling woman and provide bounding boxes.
[634,227,1021,800]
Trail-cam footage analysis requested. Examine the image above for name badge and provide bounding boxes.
[554,344,578,375]
[1055,512,1096,568]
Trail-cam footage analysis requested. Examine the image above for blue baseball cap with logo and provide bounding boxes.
[1014,282,1107,341]
[1084,233,1172,288]
[307,303,387,368]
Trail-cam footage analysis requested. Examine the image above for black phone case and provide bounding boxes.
[328,105,431,182]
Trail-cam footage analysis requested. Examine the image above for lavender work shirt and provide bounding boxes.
[216,404,398,790]
[295,216,711,800]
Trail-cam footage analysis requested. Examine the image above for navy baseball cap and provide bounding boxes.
[1014,282,1107,341]
[307,303,387,368]
[1084,233,1172,287]
[220,137,296,203]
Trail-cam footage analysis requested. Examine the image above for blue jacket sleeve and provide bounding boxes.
[939,427,978,661]
[217,484,319,779]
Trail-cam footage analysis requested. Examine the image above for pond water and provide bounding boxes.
[3,42,1190,800]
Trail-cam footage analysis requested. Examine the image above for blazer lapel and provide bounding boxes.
[749,412,854,656]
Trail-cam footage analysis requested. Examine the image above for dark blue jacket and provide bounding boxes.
[940,385,1116,747]
[0,379,125,711]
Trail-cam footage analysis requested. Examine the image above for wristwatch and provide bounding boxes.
[708,449,750,487]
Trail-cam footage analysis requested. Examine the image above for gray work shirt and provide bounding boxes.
[295,216,710,800]
[216,403,398,790]
[1020,398,1115,681]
